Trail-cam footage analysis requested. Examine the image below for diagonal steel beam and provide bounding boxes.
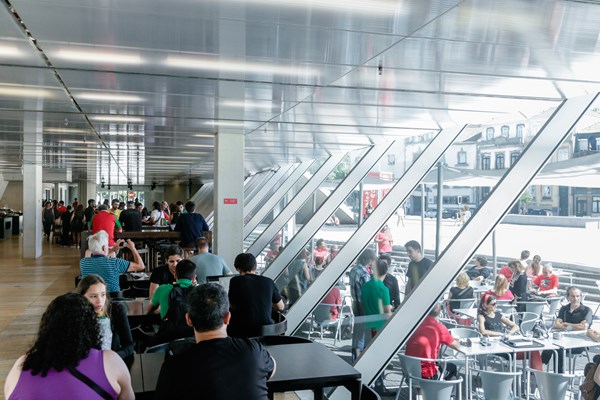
[283,126,466,335]
[244,160,314,239]
[243,170,274,204]
[243,164,293,218]
[352,94,598,388]
[246,152,347,256]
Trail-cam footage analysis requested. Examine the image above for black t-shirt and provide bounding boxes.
[406,257,433,295]
[558,304,593,326]
[150,265,176,287]
[228,274,282,338]
[383,273,401,310]
[155,337,274,400]
[119,209,143,232]
[510,273,528,301]
[466,266,490,280]
[449,286,474,311]
[84,206,95,226]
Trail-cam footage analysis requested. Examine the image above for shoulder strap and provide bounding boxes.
[67,365,114,400]
[456,287,471,297]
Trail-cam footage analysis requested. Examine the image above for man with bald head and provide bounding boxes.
[531,264,559,297]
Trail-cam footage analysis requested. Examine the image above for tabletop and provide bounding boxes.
[551,331,600,349]
[454,337,514,357]
[115,230,181,240]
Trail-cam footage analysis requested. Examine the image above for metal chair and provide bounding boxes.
[360,384,381,400]
[395,354,446,400]
[495,300,515,316]
[473,369,520,400]
[530,369,574,400]
[516,301,546,317]
[410,376,463,400]
[307,303,342,344]
[514,311,539,335]
[542,297,561,327]
[448,327,481,339]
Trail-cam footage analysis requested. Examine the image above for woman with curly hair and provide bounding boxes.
[4,293,134,400]
[76,275,134,366]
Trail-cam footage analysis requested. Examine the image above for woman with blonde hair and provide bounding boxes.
[485,274,514,301]
[447,272,474,312]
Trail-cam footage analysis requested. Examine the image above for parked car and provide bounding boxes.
[424,209,460,219]
[527,208,553,216]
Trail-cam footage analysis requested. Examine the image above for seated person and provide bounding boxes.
[477,294,519,337]
[542,286,592,372]
[154,284,275,400]
[466,256,491,281]
[321,284,342,320]
[147,260,197,342]
[485,274,514,302]
[189,237,231,284]
[526,254,543,279]
[530,264,559,298]
[80,230,145,297]
[227,253,284,338]
[406,303,459,380]
[149,245,183,299]
[447,272,474,312]
[4,293,134,400]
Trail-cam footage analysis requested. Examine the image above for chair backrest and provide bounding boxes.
[532,369,573,400]
[545,297,561,316]
[496,300,514,315]
[449,327,481,339]
[457,298,477,309]
[360,384,381,400]
[518,301,546,316]
[313,303,335,325]
[515,312,539,334]
[411,376,462,400]
[474,369,520,400]
[398,353,426,380]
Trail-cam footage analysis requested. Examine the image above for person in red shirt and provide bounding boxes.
[374,225,393,256]
[532,264,559,297]
[57,201,67,215]
[90,204,122,247]
[406,303,460,379]
[313,239,328,262]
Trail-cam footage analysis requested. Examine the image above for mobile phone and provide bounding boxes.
[119,241,126,247]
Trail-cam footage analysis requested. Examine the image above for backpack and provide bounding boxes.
[158,284,194,340]
[581,361,600,400]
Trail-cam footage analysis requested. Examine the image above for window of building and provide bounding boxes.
[542,186,552,199]
[457,150,467,165]
[557,148,569,161]
[387,154,396,165]
[486,127,495,140]
[481,154,491,170]
[495,153,505,169]
[593,196,600,213]
[501,125,509,137]
[516,124,525,138]
[530,186,536,200]
[510,152,519,166]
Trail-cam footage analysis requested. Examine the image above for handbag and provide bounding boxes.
[67,366,114,400]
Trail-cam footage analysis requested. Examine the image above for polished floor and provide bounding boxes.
[0,234,302,400]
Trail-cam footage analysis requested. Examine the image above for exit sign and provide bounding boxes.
[223,198,238,204]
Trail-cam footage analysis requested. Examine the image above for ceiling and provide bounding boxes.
[1,0,600,185]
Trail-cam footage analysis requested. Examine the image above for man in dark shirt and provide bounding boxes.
[379,253,401,309]
[84,199,96,228]
[149,245,183,299]
[228,253,284,338]
[466,256,491,281]
[542,286,592,372]
[155,283,275,400]
[175,201,209,248]
[118,201,143,232]
[404,240,433,297]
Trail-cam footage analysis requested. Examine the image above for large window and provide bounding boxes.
[516,124,525,138]
[457,150,467,165]
[501,125,509,137]
[482,154,491,170]
[510,152,519,166]
[593,197,600,213]
[495,153,505,169]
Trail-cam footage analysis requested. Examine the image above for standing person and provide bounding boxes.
[361,259,392,342]
[542,286,592,372]
[42,201,55,242]
[154,284,275,400]
[227,253,284,338]
[76,275,134,365]
[70,204,86,248]
[3,293,134,400]
[148,202,163,226]
[108,199,121,218]
[396,205,405,227]
[282,249,310,307]
[326,244,339,265]
[374,225,393,257]
[313,239,328,262]
[175,201,210,249]
[84,199,96,229]
[60,205,73,246]
[118,201,142,232]
[72,198,79,209]
[90,204,122,247]
[349,249,375,361]
[309,256,325,282]
[379,253,401,310]
[509,260,528,302]
[406,303,460,380]
[404,240,433,297]
[161,200,171,221]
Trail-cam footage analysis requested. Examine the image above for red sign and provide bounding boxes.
[223,198,238,204]
[128,191,135,199]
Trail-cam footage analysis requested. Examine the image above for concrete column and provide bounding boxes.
[23,110,43,258]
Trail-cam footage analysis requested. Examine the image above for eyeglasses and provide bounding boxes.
[489,302,497,306]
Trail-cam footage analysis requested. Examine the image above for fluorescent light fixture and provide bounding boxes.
[60,140,93,144]
[232,0,405,14]
[76,92,144,102]
[54,49,143,65]
[205,121,245,128]
[91,115,145,123]
[222,100,273,109]
[44,128,91,134]
[166,56,319,77]
[184,144,213,148]
[0,85,54,98]
[192,133,215,138]
[0,45,22,58]
[181,151,212,154]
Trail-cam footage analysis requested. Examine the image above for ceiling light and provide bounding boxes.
[221,100,273,109]
[205,121,245,128]
[54,49,143,65]
[60,140,93,144]
[91,115,145,123]
[165,56,319,77]
[184,144,213,148]
[192,133,215,138]
[235,0,406,14]
[44,128,91,134]
[0,45,22,58]
[76,92,145,102]
[0,85,54,98]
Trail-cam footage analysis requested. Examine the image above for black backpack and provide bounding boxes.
[158,284,194,340]
[581,361,600,400]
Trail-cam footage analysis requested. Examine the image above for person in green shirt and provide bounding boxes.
[361,258,392,340]
[148,259,197,319]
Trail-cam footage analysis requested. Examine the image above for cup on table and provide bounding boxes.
[553,331,563,340]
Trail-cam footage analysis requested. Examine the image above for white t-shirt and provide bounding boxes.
[150,209,162,226]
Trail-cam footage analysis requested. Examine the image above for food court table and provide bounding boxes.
[132,341,361,399]
[551,331,600,373]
